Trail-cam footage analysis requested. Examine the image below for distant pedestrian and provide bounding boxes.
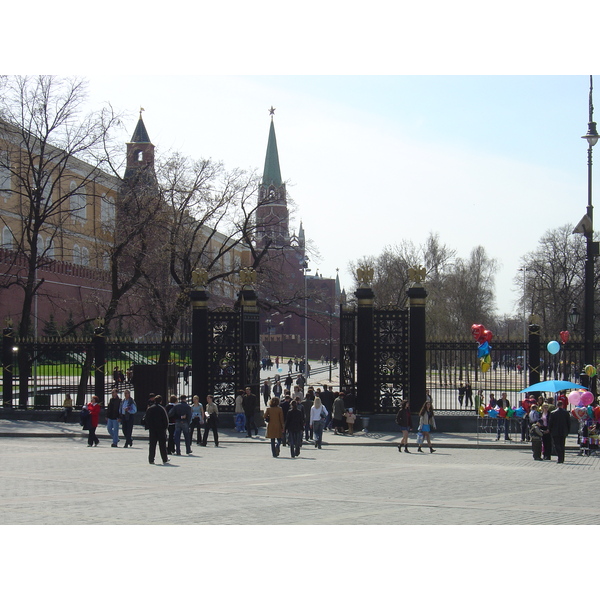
[395,399,412,453]
[332,392,346,434]
[119,389,137,448]
[530,420,544,460]
[243,387,259,438]
[190,395,205,444]
[169,394,193,455]
[145,395,169,465]
[285,400,304,458]
[264,397,284,457]
[320,384,335,430]
[464,384,473,408]
[310,396,328,449]
[417,400,436,453]
[61,394,73,423]
[202,395,219,446]
[261,379,271,406]
[86,395,102,447]
[344,407,356,435]
[301,389,314,441]
[106,388,121,447]
[549,400,572,463]
[166,395,178,454]
[234,390,246,433]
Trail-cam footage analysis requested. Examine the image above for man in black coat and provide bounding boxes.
[320,384,335,430]
[145,395,170,465]
[548,400,572,463]
[243,387,259,438]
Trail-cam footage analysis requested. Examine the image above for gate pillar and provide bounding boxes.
[190,269,210,403]
[239,268,260,398]
[2,321,14,408]
[407,280,428,415]
[355,282,375,413]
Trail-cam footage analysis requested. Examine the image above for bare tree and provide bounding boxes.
[517,224,592,337]
[134,152,263,362]
[0,76,123,405]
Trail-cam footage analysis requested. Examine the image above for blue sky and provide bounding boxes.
[8,2,600,320]
[82,74,596,317]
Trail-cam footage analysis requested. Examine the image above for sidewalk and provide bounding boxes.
[0,418,581,450]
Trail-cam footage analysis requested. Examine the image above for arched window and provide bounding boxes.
[0,152,11,196]
[81,246,89,267]
[73,244,81,265]
[137,150,144,162]
[1,226,14,249]
[70,181,86,222]
[101,194,115,229]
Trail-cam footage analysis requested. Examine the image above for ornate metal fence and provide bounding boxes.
[426,338,591,413]
[2,336,192,409]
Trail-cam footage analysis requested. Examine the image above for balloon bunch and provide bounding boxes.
[471,324,493,372]
[569,390,600,422]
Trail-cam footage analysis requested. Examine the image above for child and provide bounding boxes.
[344,407,356,435]
[530,420,544,460]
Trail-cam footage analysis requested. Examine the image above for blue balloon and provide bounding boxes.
[547,340,560,355]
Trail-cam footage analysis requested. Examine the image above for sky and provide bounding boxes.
[79,74,596,316]
[6,1,600,322]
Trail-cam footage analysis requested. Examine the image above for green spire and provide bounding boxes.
[262,117,282,187]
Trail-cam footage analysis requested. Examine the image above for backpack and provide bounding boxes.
[80,406,91,430]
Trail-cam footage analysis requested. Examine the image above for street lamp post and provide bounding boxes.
[302,257,311,378]
[580,76,600,395]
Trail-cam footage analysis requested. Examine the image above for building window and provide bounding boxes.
[70,181,86,222]
[101,194,115,230]
[73,244,81,265]
[1,226,14,249]
[0,152,11,197]
[81,246,89,267]
[137,150,143,162]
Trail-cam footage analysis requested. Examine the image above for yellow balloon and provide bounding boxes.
[585,364,597,377]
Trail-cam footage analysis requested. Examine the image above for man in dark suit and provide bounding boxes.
[243,387,259,438]
[548,400,571,463]
[145,395,170,465]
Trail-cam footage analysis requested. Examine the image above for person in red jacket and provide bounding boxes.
[87,395,102,447]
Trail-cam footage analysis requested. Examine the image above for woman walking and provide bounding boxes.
[190,395,205,445]
[310,396,328,449]
[87,395,102,447]
[120,389,137,448]
[395,399,412,453]
[417,400,436,453]
[201,395,219,447]
[264,397,285,457]
[285,400,304,458]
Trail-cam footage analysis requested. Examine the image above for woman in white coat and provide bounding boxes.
[310,396,328,449]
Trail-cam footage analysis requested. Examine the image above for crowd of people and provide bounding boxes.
[77,376,579,466]
[79,382,362,464]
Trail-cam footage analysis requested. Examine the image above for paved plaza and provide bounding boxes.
[0,420,598,525]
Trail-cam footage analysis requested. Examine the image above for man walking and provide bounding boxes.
[548,399,572,463]
[320,384,335,430]
[106,388,121,447]
[261,378,271,406]
[169,394,193,456]
[145,395,170,465]
[243,387,259,438]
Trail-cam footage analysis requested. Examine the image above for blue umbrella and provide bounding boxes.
[519,380,588,394]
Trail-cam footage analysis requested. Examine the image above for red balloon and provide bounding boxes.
[483,329,493,343]
[471,324,485,339]
[559,331,570,344]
